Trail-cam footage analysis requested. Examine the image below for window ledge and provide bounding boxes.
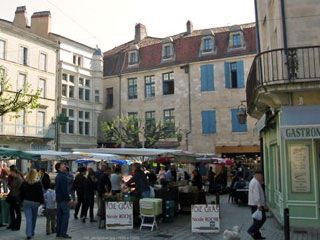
[231,132,248,134]
[199,48,217,57]
[227,45,246,52]
[144,97,155,101]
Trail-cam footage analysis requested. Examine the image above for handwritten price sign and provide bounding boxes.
[191,204,220,233]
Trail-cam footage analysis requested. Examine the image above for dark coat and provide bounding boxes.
[41,173,50,190]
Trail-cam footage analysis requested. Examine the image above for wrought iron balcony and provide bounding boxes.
[246,46,320,113]
[0,123,55,139]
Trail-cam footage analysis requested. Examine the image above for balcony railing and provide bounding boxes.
[0,123,55,139]
[246,46,320,110]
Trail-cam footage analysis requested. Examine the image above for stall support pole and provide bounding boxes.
[216,193,220,205]
[284,208,290,240]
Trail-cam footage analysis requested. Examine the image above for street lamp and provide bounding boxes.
[237,100,247,124]
[53,113,69,151]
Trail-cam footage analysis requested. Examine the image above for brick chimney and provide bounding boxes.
[187,20,193,35]
[13,6,28,29]
[30,11,52,38]
[135,23,147,43]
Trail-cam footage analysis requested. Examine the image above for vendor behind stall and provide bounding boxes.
[126,163,150,198]
[192,169,203,191]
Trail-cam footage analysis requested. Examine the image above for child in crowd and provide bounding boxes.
[44,183,56,235]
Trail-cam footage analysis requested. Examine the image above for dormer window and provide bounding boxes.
[203,38,212,52]
[128,44,139,67]
[199,30,216,56]
[161,37,175,62]
[129,52,137,65]
[232,34,241,47]
[164,45,171,58]
[228,25,246,50]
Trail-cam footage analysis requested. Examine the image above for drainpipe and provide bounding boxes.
[280,0,293,105]
[55,41,61,151]
[118,74,122,116]
[254,0,261,54]
[181,64,192,151]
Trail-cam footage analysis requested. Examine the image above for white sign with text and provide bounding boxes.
[191,204,220,233]
[106,201,133,230]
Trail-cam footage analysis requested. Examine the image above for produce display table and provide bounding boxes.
[155,186,179,214]
[0,198,10,225]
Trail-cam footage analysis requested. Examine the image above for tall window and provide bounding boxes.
[145,75,155,98]
[230,63,238,88]
[0,40,5,59]
[78,110,84,135]
[231,109,247,133]
[129,52,137,65]
[62,84,67,97]
[61,108,74,134]
[164,45,171,58]
[163,72,174,95]
[69,85,74,98]
[16,110,25,134]
[85,79,90,101]
[164,109,175,133]
[61,73,75,98]
[68,109,74,134]
[79,77,84,100]
[95,90,100,103]
[40,53,47,71]
[18,73,26,91]
[145,111,155,130]
[39,79,46,98]
[224,61,244,89]
[37,111,45,135]
[106,88,113,108]
[128,78,137,99]
[85,112,90,136]
[20,46,28,65]
[233,34,241,47]
[201,64,214,91]
[73,55,82,66]
[203,38,212,52]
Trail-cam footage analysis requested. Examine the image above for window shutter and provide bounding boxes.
[237,61,244,88]
[224,62,230,88]
[200,65,207,91]
[202,111,216,133]
[231,109,238,132]
[20,47,23,64]
[202,111,208,133]
[207,64,214,91]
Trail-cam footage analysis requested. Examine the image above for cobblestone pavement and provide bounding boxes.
[1,195,319,240]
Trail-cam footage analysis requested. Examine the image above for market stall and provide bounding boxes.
[0,193,9,225]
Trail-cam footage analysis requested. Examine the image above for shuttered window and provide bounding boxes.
[231,109,247,132]
[201,64,214,91]
[225,61,244,89]
[202,110,216,134]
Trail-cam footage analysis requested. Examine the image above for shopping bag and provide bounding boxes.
[252,209,262,221]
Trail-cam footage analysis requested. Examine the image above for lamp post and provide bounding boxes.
[54,113,69,151]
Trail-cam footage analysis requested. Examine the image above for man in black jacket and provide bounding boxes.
[126,163,150,198]
[72,167,87,219]
[39,168,50,191]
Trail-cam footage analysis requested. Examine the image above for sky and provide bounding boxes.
[0,0,255,52]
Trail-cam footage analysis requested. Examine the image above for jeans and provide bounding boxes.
[23,200,40,237]
[56,201,70,237]
[46,209,56,234]
[141,190,151,198]
[248,206,266,238]
[2,179,8,193]
[9,199,21,229]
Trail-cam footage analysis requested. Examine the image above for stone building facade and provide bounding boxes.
[247,0,320,229]
[0,7,57,170]
[99,22,260,158]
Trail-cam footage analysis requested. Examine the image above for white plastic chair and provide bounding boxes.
[139,201,158,231]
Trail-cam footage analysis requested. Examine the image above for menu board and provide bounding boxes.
[191,204,220,233]
[106,202,133,230]
[290,145,311,193]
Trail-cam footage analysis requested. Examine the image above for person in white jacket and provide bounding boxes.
[44,183,56,235]
[247,169,266,240]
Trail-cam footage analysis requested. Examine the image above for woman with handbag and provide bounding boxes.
[20,169,44,239]
[6,167,23,230]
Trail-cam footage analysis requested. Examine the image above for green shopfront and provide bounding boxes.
[259,105,320,229]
